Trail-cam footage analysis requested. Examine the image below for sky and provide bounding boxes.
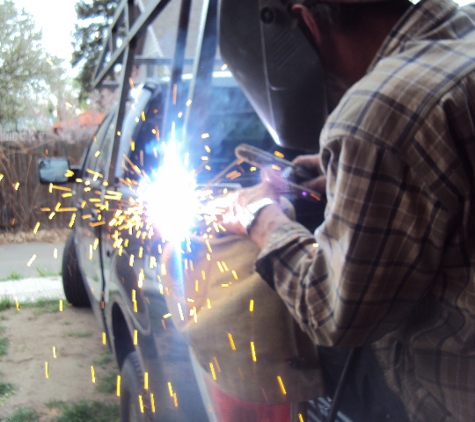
[11,0,475,75]
[13,0,79,74]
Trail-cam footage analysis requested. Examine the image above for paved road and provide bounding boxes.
[0,242,65,302]
[0,242,64,279]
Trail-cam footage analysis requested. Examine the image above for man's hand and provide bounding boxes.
[210,154,326,248]
[208,167,288,246]
[292,154,326,195]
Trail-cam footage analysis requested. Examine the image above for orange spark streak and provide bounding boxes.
[250,342,257,362]
[277,376,287,395]
[116,375,121,396]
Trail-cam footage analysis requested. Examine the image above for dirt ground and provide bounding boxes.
[0,302,119,420]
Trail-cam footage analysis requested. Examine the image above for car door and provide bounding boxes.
[75,111,117,322]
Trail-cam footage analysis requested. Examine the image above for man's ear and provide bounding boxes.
[291,4,323,46]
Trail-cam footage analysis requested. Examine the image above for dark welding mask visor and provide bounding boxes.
[219,0,326,152]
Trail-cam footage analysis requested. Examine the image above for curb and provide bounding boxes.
[0,277,65,303]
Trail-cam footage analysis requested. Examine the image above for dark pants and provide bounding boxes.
[310,345,410,422]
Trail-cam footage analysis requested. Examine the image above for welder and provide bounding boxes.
[219,0,475,420]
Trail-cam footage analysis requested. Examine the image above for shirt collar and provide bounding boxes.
[367,0,459,72]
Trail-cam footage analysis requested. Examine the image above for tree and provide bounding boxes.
[0,0,62,130]
[71,0,119,103]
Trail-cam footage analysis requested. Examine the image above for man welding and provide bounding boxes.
[219,0,475,420]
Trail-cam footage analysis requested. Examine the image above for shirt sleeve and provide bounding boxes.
[255,136,449,347]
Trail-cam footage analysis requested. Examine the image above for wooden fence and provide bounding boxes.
[0,136,90,233]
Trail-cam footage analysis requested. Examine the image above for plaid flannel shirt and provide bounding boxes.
[255,0,475,420]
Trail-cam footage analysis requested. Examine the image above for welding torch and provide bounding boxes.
[234,143,322,201]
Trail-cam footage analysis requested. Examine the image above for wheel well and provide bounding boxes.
[111,304,135,370]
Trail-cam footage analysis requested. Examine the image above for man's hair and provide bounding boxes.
[302,0,411,33]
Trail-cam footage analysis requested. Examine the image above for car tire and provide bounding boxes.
[62,230,90,307]
[120,351,154,422]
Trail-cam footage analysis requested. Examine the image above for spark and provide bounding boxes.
[59,300,64,312]
[52,346,57,358]
[102,332,107,345]
[151,393,156,412]
[212,357,221,374]
[33,222,40,234]
[168,382,174,397]
[277,376,287,395]
[177,303,184,321]
[116,376,121,396]
[209,362,217,380]
[45,361,49,378]
[27,254,37,267]
[141,136,200,244]
[228,333,236,350]
[144,372,149,390]
[250,341,257,362]
[249,299,254,312]
[139,395,145,413]
[134,330,138,345]
[91,366,96,383]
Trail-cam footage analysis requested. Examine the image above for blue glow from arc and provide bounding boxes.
[142,133,200,244]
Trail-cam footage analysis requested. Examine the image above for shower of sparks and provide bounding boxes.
[34,92,315,409]
[140,137,201,244]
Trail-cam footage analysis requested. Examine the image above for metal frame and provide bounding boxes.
[92,0,220,186]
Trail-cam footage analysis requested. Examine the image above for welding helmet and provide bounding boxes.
[219,0,325,153]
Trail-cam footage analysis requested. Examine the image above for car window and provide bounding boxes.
[114,85,154,183]
[192,74,274,185]
[82,112,116,185]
